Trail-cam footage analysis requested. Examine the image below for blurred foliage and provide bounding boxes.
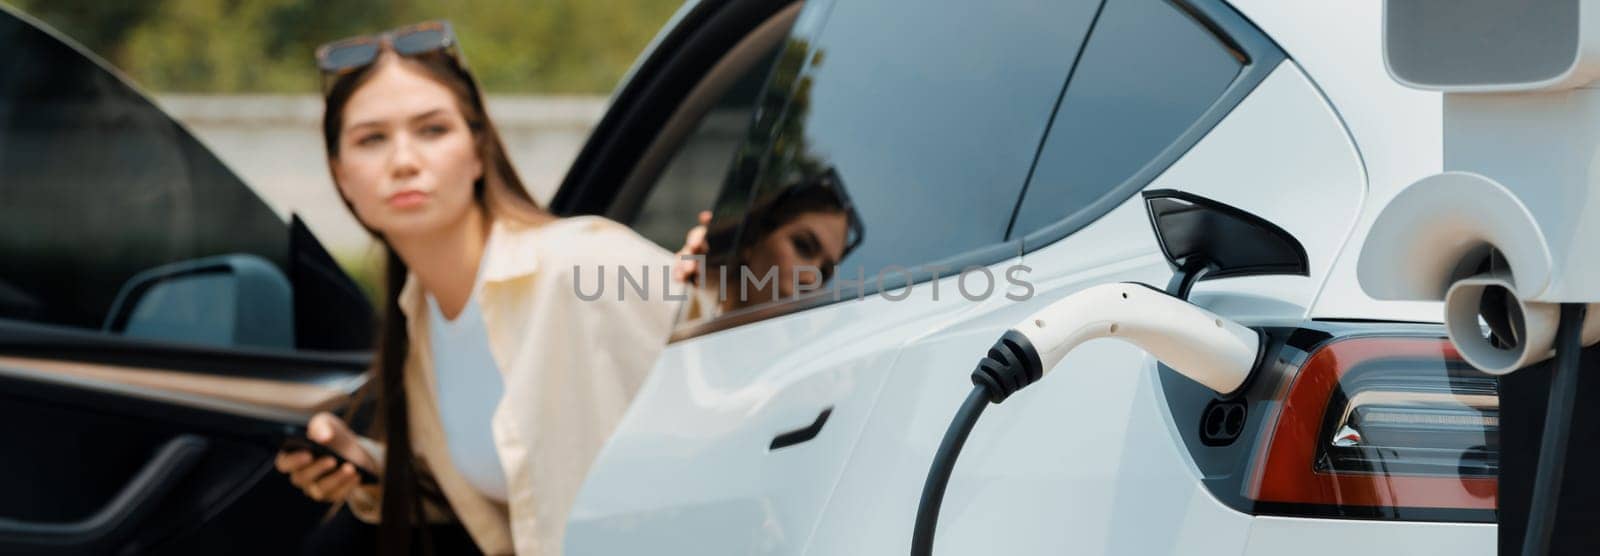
[5,0,681,94]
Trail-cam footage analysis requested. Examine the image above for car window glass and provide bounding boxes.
[1009,0,1245,237]
[0,11,366,353]
[625,39,788,251]
[684,0,1102,323]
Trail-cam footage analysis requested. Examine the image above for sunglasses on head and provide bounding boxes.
[315,20,463,86]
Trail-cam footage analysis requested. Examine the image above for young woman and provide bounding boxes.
[674,168,862,316]
[272,21,683,555]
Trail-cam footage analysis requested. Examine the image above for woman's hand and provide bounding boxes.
[673,210,712,285]
[274,412,380,503]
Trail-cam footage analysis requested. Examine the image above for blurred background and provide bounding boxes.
[9,0,679,94]
[8,0,704,299]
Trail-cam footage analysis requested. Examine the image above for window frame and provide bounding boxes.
[1010,0,1286,253]
[607,3,803,250]
[550,0,805,218]
[668,240,1022,342]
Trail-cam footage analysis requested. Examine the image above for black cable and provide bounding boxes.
[913,330,1041,555]
[911,385,991,556]
[1522,303,1587,556]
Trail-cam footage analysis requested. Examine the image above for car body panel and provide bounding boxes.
[798,60,1374,554]
[1016,62,1365,321]
[1243,516,1493,555]
[566,261,1020,555]
[1227,0,1447,324]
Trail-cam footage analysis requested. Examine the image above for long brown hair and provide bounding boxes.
[321,50,550,554]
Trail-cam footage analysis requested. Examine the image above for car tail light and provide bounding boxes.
[1244,336,1498,518]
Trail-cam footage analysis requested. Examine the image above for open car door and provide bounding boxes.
[0,8,375,554]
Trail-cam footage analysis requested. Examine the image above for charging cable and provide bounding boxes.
[910,282,1262,555]
[1522,303,1587,555]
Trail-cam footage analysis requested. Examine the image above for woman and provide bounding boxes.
[273,21,682,555]
[675,167,862,316]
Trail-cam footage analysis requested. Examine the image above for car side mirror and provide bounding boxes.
[103,254,294,350]
[1142,189,1309,300]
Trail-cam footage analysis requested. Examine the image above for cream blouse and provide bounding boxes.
[349,215,680,555]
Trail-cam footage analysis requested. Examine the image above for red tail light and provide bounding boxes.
[1244,336,1498,516]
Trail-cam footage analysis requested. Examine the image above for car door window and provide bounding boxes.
[0,11,370,353]
[681,0,1103,329]
[1008,0,1252,241]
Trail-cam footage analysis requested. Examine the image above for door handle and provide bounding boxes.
[770,407,833,450]
[0,434,209,553]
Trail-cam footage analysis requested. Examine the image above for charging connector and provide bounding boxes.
[911,282,1263,555]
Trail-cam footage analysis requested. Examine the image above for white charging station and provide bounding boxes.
[1358,0,1600,374]
[1359,3,1600,554]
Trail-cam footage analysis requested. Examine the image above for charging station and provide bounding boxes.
[1358,1,1600,553]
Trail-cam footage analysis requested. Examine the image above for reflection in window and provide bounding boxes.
[685,0,1101,323]
[698,168,861,314]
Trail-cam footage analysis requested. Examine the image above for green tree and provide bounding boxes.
[5,0,681,94]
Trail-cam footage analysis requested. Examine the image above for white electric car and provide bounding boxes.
[0,0,1536,554]
[557,0,1504,554]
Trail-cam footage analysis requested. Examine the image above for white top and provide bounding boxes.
[426,259,509,503]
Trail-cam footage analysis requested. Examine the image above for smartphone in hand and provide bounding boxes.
[279,429,380,485]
